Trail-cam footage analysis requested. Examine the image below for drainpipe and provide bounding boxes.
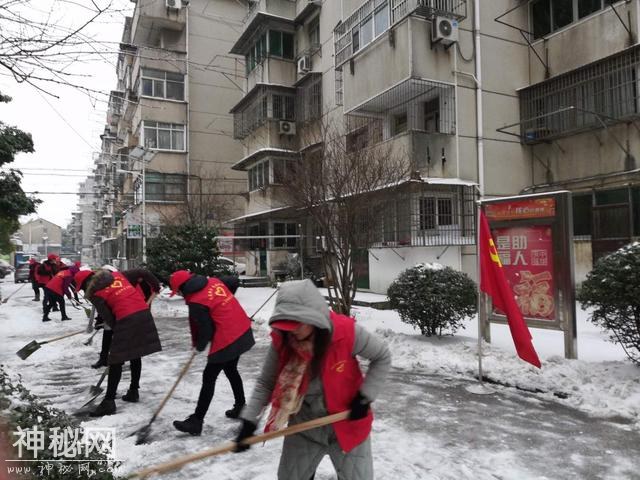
[185,4,191,200]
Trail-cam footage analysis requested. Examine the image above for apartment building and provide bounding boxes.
[87,0,247,267]
[67,177,97,264]
[226,0,640,293]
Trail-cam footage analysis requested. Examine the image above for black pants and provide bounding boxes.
[43,288,66,319]
[105,358,142,400]
[195,356,245,421]
[31,282,40,299]
[98,329,113,364]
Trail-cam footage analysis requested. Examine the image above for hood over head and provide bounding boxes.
[268,279,330,332]
[181,274,208,295]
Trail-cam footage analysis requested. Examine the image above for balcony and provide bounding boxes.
[335,0,467,67]
[231,83,297,140]
[131,0,186,46]
[245,0,296,28]
[509,44,640,145]
[107,91,125,127]
[230,2,295,56]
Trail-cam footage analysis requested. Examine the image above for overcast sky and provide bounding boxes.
[1,0,134,229]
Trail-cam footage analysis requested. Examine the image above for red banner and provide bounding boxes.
[492,225,555,321]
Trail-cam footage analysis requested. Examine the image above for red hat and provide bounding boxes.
[74,270,94,290]
[28,258,36,264]
[169,270,192,297]
[47,253,58,261]
[74,261,81,267]
[270,320,301,332]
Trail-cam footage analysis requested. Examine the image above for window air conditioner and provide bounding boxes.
[166,0,182,10]
[432,16,459,46]
[297,55,311,75]
[279,121,297,136]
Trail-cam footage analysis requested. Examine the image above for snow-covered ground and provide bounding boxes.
[1,278,639,479]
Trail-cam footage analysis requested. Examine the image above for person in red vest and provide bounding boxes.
[90,268,161,375]
[75,268,162,417]
[169,270,255,436]
[234,279,391,480]
[37,254,59,312]
[42,264,78,322]
[27,258,40,301]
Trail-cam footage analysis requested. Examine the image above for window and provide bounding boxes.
[143,121,185,151]
[144,172,187,202]
[352,28,360,53]
[269,31,294,59]
[141,69,184,100]
[309,19,320,46]
[273,222,298,248]
[273,159,297,184]
[248,161,268,191]
[374,3,389,36]
[346,127,369,152]
[419,196,455,231]
[361,16,374,46]
[393,113,408,136]
[531,0,620,40]
[424,99,440,133]
[273,95,295,120]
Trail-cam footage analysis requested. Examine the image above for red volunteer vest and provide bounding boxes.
[45,269,71,296]
[271,311,373,452]
[34,263,53,285]
[184,278,251,355]
[92,272,149,321]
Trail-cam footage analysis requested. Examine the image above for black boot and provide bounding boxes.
[61,316,72,321]
[42,316,51,322]
[122,388,139,403]
[32,296,40,302]
[91,358,107,369]
[173,414,203,436]
[225,404,245,419]
[90,399,116,417]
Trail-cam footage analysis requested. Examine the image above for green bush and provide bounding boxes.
[577,242,640,365]
[146,224,231,283]
[0,365,120,479]
[388,263,477,337]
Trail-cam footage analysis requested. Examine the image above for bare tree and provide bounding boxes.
[0,0,124,96]
[282,118,411,315]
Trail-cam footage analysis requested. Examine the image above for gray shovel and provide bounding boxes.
[16,330,85,360]
[82,367,109,407]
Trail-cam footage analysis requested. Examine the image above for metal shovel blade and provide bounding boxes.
[133,424,153,445]
[16,340,41,360]
[81,387,104,408]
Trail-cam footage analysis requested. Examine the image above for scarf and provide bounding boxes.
[264,333,314,433]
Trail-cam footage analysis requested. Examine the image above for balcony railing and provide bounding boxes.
[335,0,467,67]
[231,84,297,139]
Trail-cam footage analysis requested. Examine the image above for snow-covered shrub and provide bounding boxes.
[387,263,477,337]
[577,242,640,365]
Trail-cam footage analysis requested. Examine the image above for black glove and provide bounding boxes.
[195,334,209,352]
[348,391,371,420]
[234,420,256,453]
[94,317,104,331]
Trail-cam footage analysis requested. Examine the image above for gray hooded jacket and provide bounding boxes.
[241,279,391,426]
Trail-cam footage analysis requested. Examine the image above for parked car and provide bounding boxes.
[0,259,15,279]
[14,263,30,283]
[218,256,246,275]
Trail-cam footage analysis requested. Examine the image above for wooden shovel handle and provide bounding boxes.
[41,330,86,345]
[129,411,350,479]
[149,350,197,422]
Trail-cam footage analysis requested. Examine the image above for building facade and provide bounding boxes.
[225,0,640,293]
[18,218,62,257]
[82,0,247,267]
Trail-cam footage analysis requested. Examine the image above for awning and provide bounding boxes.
[231,148,299,171]
[225,206,292,224]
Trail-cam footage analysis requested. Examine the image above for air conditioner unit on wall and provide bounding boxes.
[279,121,297,136]
[432,16,459,46]
[297,55,311,75]
[166,0,182,10]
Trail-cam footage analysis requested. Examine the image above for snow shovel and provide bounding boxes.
[81,367,109,407]
[126,411,350,479]
[1,283,28,304]
[133,350,198,445]
[16,329,86,360]
[83,329,100,346]
[85,305,96,333]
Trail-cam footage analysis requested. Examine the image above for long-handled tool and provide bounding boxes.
[16,329,86,360]
[84,329,100,346]
[1,283,28,304]
[127,411,350,479]
[81,367,109,407]
[249,287,278,321]
[85,305,96,333]
[132,350,198,445]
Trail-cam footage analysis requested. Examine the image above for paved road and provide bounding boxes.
[1,279,639,479]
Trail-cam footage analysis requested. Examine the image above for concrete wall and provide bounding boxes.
[368,245,462,293]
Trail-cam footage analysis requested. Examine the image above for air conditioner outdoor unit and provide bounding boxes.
[432,16,459,45]
[297,55,311,74]
[166,0,182,10]
[279,121,296,136]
